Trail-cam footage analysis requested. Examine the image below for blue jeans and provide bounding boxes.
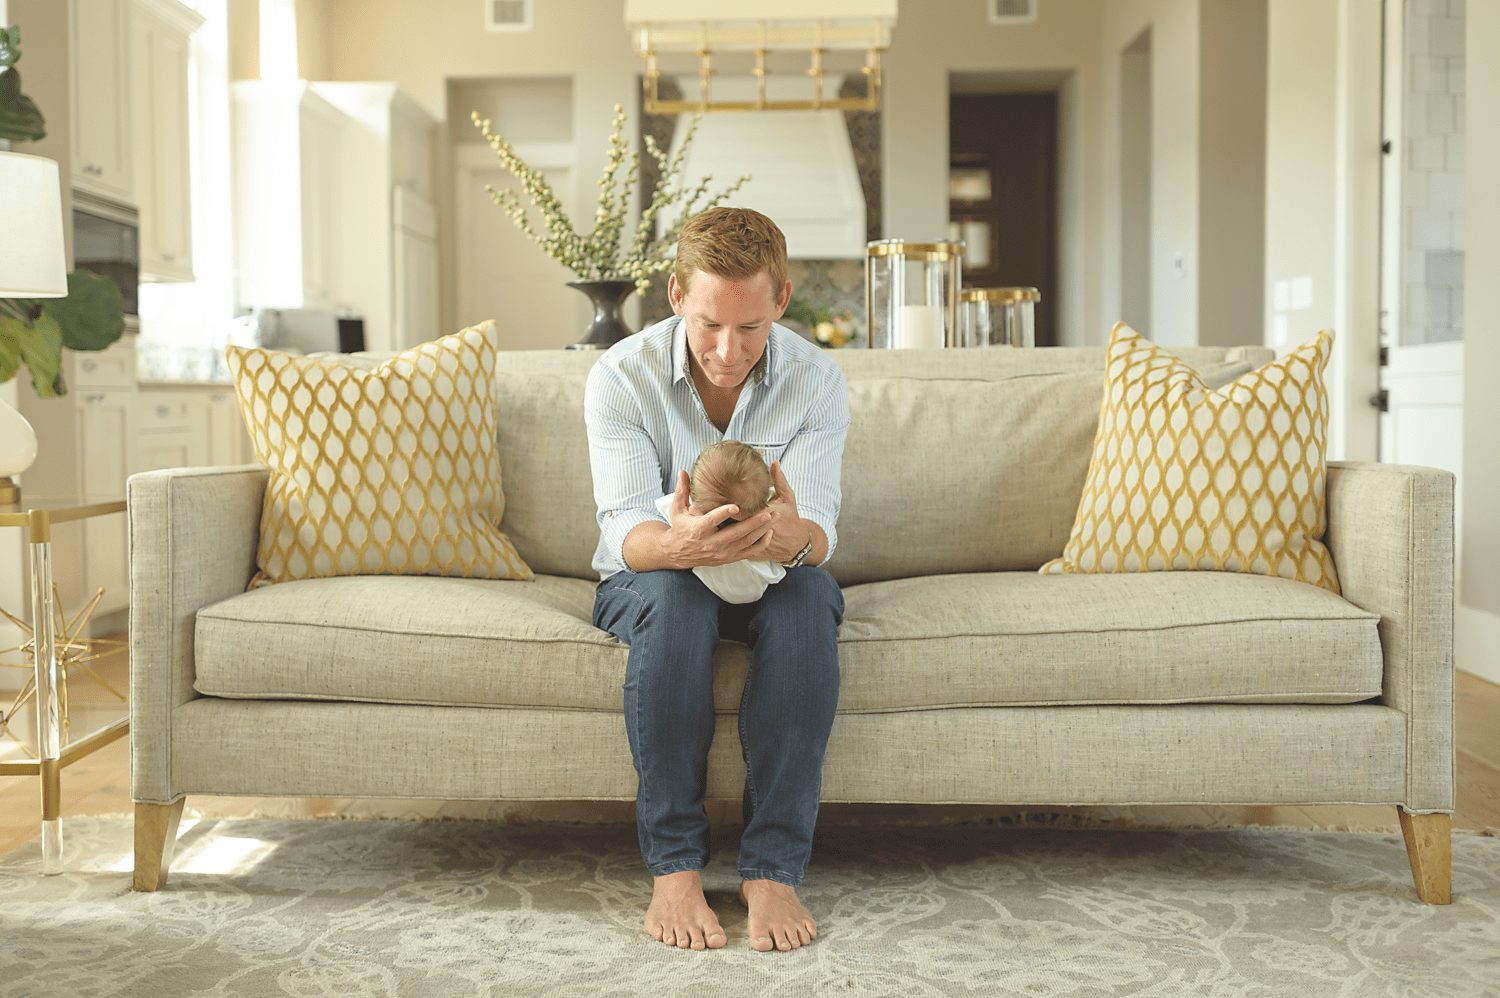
[592,566,845,887]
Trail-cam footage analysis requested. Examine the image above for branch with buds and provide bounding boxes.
[472,105,750,295]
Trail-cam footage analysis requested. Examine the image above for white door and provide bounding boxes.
[453,143,586,350]
[1378,0,1465,539]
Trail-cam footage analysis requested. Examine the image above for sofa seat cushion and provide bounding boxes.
[193,571,1382,714]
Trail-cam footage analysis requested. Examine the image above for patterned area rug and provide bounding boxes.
[1,816,1498,997]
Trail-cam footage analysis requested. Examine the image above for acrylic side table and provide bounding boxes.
[0,496,129,875]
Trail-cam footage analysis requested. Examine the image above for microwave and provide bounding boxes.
[72,188,140,333]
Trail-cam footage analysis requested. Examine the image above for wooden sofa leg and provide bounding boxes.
[133,799,186,892]
[1397,807,1451,905]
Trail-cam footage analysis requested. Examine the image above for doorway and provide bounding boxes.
[1377,0,1465,523]
[948,92,1059,346]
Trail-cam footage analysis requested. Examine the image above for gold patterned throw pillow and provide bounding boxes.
[225,321,533,589]
[1040,322,1340,592]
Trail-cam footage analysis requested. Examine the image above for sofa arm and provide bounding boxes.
[1324,460,1455,812]
[128,465,266,804]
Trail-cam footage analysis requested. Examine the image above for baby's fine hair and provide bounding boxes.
[689,441,773,518]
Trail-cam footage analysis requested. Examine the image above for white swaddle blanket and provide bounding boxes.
[652,493,787,604]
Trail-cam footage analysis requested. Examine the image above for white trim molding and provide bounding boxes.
[1457,605,1500,688]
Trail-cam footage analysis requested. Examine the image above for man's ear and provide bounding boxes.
[772,279,793,319]
[667,272,685,315]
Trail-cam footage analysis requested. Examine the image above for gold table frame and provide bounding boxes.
[0,498,129,875]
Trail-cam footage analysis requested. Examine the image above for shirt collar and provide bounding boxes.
[671,315,774,388]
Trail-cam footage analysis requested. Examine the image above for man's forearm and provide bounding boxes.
[622,517,829,572]
[620,521,682,573]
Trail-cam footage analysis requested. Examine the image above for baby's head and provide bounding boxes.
[688,441,772,522]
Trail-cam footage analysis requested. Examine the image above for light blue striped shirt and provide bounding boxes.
[584,314,851,581]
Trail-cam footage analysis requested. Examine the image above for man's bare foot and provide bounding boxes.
[643,870,727,950]
[739,878,817,952]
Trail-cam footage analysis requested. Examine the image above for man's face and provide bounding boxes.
[669,268,792,391]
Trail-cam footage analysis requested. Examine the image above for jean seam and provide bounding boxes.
[738,867,803,887]
[738,638,759,815]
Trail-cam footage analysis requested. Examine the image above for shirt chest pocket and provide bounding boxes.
[741,439,791,465]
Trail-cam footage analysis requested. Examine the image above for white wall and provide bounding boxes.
[319,0,644,344]
[1099,0,1199,348]
[1197,0,1266,350]
[882,0,1104,346]
[1458,2,1500,684]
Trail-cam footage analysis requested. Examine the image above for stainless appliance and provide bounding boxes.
[241,308,366,355]
[71,189,139,333]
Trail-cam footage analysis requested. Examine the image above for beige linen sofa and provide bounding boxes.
[126,344,1455,903]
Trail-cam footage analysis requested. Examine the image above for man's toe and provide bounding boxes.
[688,926,706,950]
[751,933,774,952]
[676,929,692,948]
[706,927,727,949]
[775,928,793,950]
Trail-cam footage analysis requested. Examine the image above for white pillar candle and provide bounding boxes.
[897,304,946,349]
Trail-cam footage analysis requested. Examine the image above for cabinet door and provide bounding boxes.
[79,390,134,614]
[80,390,134,500]
[206,391,249,466]
[298,101,343,309]
[394,228,440,350]
[136,429,197,474]
[70,0,134,202]
[132,2,195,282]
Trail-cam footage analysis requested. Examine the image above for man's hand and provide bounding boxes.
[661,470,777,568]
[764,460,813,565]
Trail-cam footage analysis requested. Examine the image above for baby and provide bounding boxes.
[653,440,787,604]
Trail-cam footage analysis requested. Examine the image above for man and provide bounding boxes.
[584,207,851,953]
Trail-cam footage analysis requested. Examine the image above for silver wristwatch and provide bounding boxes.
[781,531,814,570]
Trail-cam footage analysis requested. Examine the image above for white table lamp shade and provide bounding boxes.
[0,151,68,299]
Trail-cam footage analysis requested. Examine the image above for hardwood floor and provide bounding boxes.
[2,639,1498,858]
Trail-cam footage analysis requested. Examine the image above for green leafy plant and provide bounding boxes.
[0,270,126,397]
[0,27,125,396]
[0,26,46,143]
[471,103,750,295]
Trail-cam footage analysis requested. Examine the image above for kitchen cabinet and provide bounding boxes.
[393,189,441,351]
[79,388,134,613]
[233,82,348,313]
[309,83,440,352]
[129,0,202,282]
[69,0,134,203]
[206,389,250,466]
[16,335,256,627]
[136,391,209,471]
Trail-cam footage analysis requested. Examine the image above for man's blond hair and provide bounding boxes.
[689,441,773,519]
[674,207,788,300]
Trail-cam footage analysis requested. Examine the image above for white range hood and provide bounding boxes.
[657,75,868,260]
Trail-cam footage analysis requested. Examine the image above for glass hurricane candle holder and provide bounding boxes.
[958,287,1040,348]
[864,239,964,349]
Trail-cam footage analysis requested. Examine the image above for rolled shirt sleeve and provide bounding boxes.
[779,364,851,565]
[584,362,667,572]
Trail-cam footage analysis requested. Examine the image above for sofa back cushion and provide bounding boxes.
[490,342,1267,584]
